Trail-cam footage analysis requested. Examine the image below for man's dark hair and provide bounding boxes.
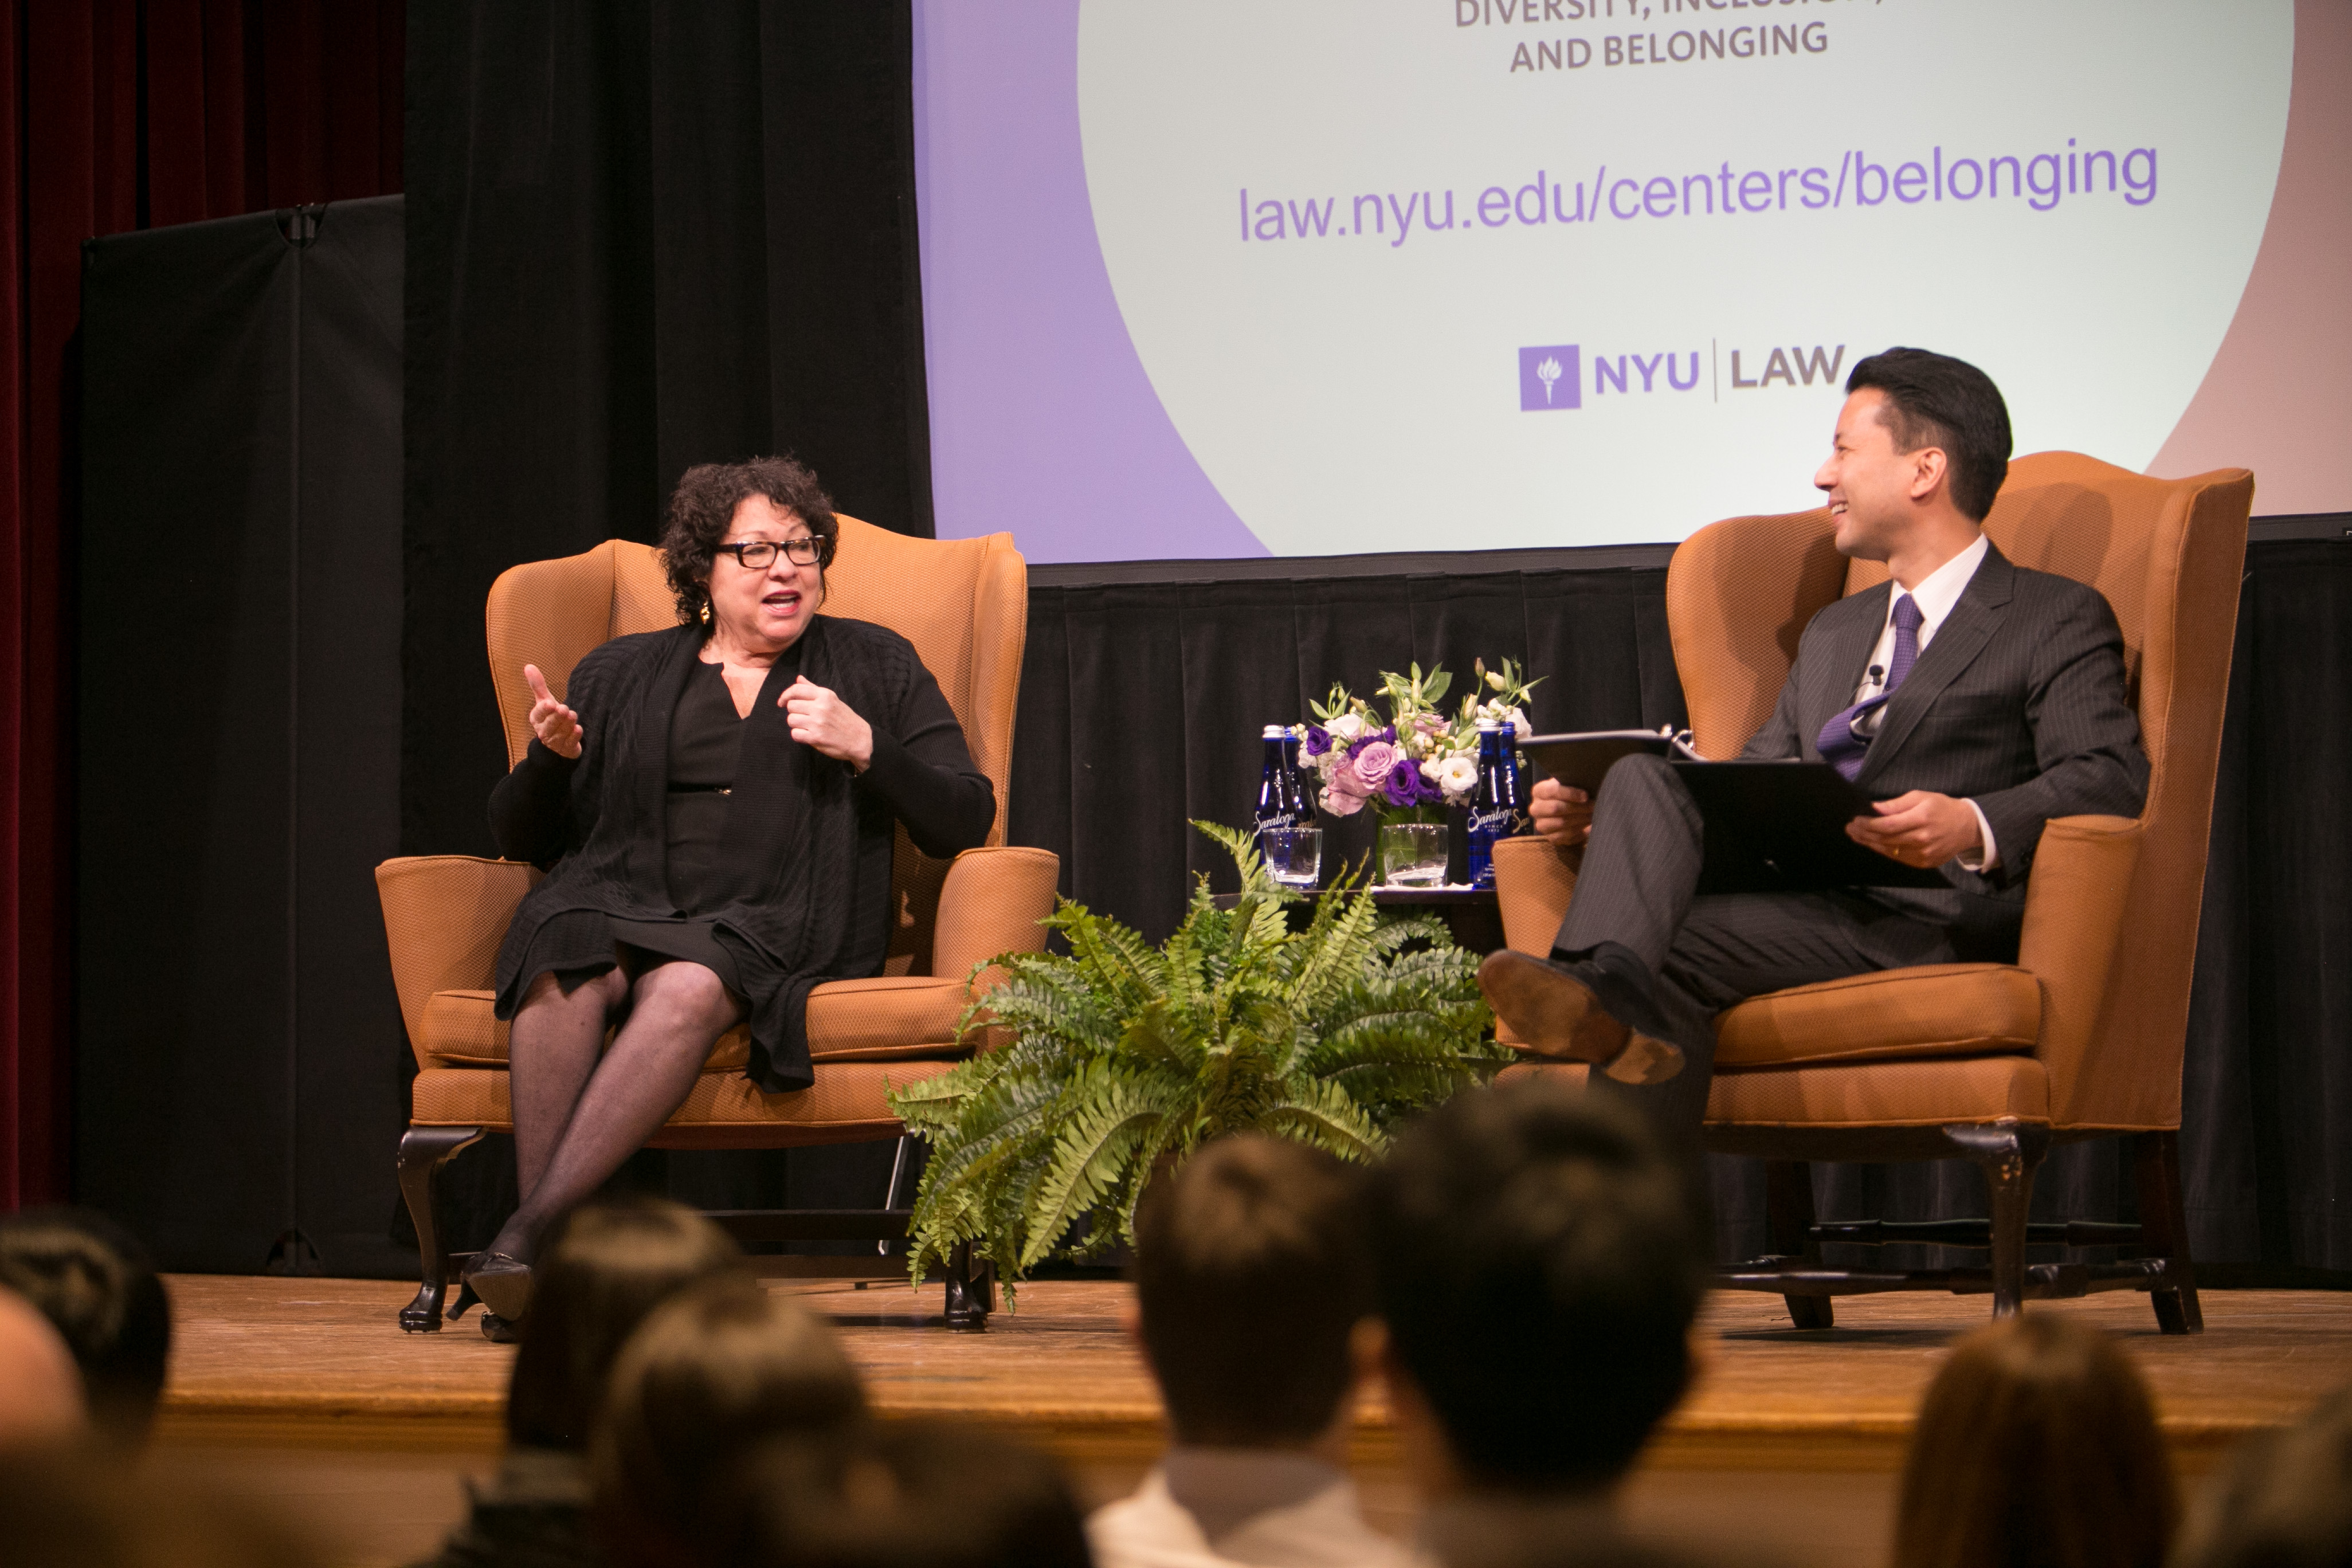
[1366,1081,1707,1493]
[659,456,838,625]
[1845,347,2013,522]
[505,1196,744,1451]
[0,1208,171,1445]
[1133,1133,1374,1447]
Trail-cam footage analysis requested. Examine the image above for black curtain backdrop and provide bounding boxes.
[402,0,931,865]
[77,197,410,1275]
[402,3,932,1249]
[1009,536,2352,1275]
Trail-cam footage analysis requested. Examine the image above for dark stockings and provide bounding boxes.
[489,959,743,1261]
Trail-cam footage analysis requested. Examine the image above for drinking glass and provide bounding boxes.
[1378,822,1448,888]
[1264,826,1322,891]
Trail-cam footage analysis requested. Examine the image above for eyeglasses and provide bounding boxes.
[715,536,827,569]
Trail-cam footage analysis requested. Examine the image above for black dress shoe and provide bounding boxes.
[1477,950,1685,1085]
[461,1251,535,1322]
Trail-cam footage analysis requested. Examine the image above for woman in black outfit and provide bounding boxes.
[463,457,996,1319]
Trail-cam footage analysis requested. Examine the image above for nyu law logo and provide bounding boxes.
[1518,345,1580,411]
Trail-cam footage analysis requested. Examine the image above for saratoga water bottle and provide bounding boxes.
[1255,725,1304,846]
[1465,720,1519,890]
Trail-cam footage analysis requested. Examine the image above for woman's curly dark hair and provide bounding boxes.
[659,457,839,625]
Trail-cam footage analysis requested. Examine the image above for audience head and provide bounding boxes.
[1366,1080,1707,1497]
[505,1196,744,1452]
[1133,1132,1374,1449]
[0,1208,170,1445]
[1894,1311,2174,1568]
[593,1273,868,1567]
[1839,346,2013,524]
[2175,1382,2352,1568]
[716,1420,1092,1568]
[0,1285,86,1448]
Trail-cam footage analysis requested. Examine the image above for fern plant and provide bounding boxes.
[887,821,1508,1288]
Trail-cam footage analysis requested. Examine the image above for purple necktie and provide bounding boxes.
[1817,593,1923,781]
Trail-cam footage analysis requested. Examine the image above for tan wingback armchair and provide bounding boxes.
[382,518,1058,1332]
[1493,452,2253,1330]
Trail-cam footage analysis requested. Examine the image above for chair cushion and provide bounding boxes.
[418,975,977,1073]
[1498,1055,2049,1127]
[410,1060,963,1148]
[1711,963,2041,1070]
[1707,1055,2051,1128]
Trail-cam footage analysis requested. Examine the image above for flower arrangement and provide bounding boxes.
[1302,657,1541,824]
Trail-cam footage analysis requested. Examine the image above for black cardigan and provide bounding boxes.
[488,616,995,1090]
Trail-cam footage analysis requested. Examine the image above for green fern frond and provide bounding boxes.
[898,820,1501,1283]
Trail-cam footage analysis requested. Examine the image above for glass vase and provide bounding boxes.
[1378,822,1448,888]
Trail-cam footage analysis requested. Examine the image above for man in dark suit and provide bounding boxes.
[1480,348,2149,1138]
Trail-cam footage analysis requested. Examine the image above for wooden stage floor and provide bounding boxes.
[146,1273,2352,1568]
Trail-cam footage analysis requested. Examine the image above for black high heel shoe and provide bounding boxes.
[460,1250,536,1322]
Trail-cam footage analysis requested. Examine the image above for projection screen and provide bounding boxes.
[915,1,2345,562]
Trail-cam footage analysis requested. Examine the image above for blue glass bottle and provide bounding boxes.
[1466,721,1511,890]
[1498,720,1526,837]
[1255,725,1302,848]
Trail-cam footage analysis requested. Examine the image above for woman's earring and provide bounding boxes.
[699,596,712,626]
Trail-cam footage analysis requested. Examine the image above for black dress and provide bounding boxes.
[487,618,995,1090]
[521,653,783,1000]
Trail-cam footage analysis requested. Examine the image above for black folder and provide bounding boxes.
[1519,730,1702,794]
[1671,761,1950,892]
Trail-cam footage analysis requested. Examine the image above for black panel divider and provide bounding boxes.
[77,198,412,1277]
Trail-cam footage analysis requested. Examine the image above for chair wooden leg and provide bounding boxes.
[1947,1123,2049,1320]
[2133,1130,2204,1335]
[1765,1159,1833,1330]
[943,1240,995,1333]
[395,1126,484,1332]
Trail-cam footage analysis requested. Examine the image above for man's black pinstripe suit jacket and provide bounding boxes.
[1735,539,2150,956]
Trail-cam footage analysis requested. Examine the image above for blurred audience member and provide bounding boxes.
[719,1420,1092,1568]
[1893,1312,2174,1568]
[0,1208,170,1445]
[593,1272,868,1568]
[0,1448,318,1568]
[2174,1382,2352,1568]
[1366,1080,1709,1567]
[0,1285,84,1447]
[419,1197,744,1568]
[1090,1132,1408,1568]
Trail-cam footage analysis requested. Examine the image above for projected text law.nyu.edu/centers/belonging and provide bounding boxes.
[1236,144,2159,249]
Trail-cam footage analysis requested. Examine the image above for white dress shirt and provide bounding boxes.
[1088,1449,1418,1568]
[1848,532,1998,871]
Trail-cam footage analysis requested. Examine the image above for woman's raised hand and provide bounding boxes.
[524,664,584,759]
[781,675,874,771]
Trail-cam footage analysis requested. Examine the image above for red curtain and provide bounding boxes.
[1,1,402,1208]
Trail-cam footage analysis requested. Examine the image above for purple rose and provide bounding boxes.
[1323,759,1371,816]
[1382,765,1422,807]
[1302,725,1330,758]
[1351,740,1397,787]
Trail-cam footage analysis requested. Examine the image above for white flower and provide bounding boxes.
[1329,712,1366,743]
[1485,670,1508,692]
[1434,754,1480,795]
[1506,705,1530,735]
